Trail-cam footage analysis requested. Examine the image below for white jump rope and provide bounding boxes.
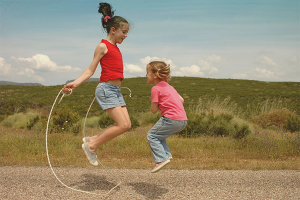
[46,87,131,196]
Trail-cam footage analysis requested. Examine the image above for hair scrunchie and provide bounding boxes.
[104,16,111,23]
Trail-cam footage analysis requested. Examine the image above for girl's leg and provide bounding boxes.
[87,106,131,152]
[147,117,173,163]
[147,117,186,163]
[161,139,172,158]
[88,125,113,141]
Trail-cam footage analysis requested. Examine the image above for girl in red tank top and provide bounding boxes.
[63,3,131,166]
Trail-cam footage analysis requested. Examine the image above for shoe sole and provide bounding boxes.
[82,143,98,166]
[151,159,170,173]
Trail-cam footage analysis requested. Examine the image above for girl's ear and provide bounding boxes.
[110,27,116,34]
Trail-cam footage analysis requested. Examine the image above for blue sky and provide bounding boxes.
[0,0,299,85]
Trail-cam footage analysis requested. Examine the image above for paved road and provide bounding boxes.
[0,166,299,200]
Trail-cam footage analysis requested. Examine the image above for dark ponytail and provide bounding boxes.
[98,2,129,33]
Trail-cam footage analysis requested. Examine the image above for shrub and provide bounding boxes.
[179,109,252,139]
[180,111,248,138]
[1,111,40,129]
[180,113,207,137]
[51,105,80,133]
[83,116,100,128]
[130,116,140,130]
[71,121,82,135]
[27,116,40,130]
[284,114,300,132]
[98,113,140,130]
[251,109,300,132]
[98,113,115,128]
[232,123,251,139]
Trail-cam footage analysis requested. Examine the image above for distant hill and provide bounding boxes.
[0,77,299,117]
[0,81,43,86]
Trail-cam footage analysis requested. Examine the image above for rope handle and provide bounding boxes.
[58,88,72,104]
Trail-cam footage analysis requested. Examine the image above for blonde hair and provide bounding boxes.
[148,61,171,82]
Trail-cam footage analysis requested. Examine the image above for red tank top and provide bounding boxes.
[99,39,124,82]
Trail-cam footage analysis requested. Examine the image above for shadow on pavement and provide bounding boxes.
[128,182,169,200]
[68,174,120,192]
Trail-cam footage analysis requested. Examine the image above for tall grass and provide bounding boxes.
[192,96,241,116]
[1,110,40,129]
[244,97,287,119]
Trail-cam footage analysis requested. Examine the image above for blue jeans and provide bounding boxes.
[147,116,187,163]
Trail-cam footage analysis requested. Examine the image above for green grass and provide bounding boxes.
[1,125,299,170]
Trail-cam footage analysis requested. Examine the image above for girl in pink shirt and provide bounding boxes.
[146,61,187,173]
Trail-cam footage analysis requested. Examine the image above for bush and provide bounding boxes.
[51,105,80,133]
[251,109,300,132]
[180,110,251,139]
[232,123,251,139]
[98,113,140,130]
[83,116,100,128]
[284,114,300,132]
[130,115,140,130]
[27,116,40,130]
[98,113,115,128]
[1,111,40,129]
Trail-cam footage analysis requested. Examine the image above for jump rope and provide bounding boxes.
[45,87,132,196]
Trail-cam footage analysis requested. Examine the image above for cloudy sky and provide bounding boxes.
[0,0,299,85]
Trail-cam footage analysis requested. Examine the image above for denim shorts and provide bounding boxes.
[95,82,126,110]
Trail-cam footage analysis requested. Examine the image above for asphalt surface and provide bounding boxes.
[0,166,299,200]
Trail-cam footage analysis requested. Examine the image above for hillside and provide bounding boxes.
[0,77,299,118]
[0,81,43,86]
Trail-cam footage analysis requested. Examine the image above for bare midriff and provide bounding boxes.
[105,78,122,87]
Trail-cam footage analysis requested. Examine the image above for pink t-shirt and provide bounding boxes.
[151,81,187,121]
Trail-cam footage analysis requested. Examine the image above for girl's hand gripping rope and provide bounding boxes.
[58,88,72,104]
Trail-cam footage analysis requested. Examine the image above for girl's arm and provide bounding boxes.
[63,43,107,92]
[150,102,158,114]
[179,94,184,103]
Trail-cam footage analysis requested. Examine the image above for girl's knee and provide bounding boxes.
[147,132,155,141]
[119,122,131,132]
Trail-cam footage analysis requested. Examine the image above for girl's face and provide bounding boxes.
[146,64,157,84]
[113,23,129,44]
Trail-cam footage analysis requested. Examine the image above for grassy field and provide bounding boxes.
[1,77,299,119]
[0,77,299,169]
[1,125,299,170]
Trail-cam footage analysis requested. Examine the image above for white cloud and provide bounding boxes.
[17,68,45,83]
[125,55,220,78]
[173,65,204,77]
[124,63,144,75]
[1,54,82,84]
[256,55,278,68]
[140,56,177,69]
[0,57,14,75]
[11,54,81,72]
[198,60,219,75]
[254,68,277,79]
